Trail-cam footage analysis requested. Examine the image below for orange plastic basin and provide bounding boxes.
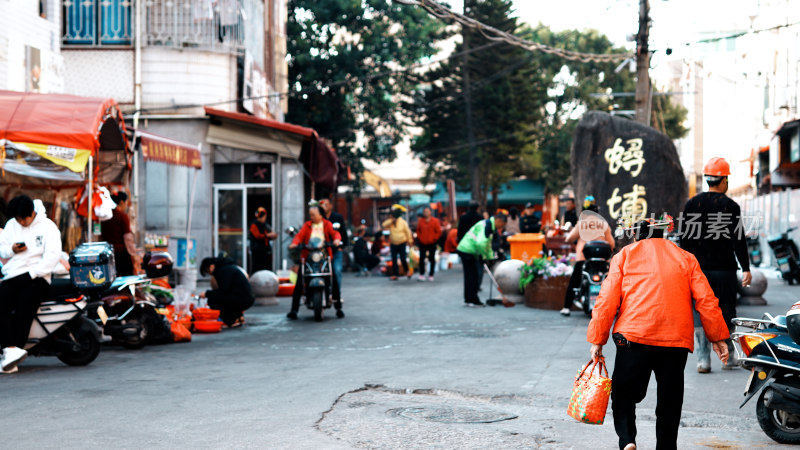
[277,283,295,297]
[194,320,223,333]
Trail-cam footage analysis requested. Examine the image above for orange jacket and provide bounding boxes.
[416,216,442,245]
[587,238,730,351]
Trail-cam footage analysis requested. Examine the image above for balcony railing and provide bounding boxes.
[145,0,245,53]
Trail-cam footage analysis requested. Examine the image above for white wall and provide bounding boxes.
[0,0,63,93]
[141,47,238,114]
[62,50,134,103]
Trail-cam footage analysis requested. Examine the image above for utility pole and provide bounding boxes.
[634,0,651,125]
[462,0,480,203]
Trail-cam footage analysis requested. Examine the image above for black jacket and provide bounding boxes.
[205,258,255,306]
[680,192,750,272]
[326,211,349,247]
[520,213,541,233]
[457,211,483,242]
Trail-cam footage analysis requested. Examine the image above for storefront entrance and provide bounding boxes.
[213,163,274,271]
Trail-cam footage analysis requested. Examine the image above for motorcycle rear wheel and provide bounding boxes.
[756,388,800,444]
[119,317,149,350]
[312,290,323,322]
[57,322,101,366]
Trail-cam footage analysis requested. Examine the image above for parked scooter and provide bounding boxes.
[747,233,763,267]
[572,240,612,316]
[732,313,800,444]
[297,237,335,322]
[25,278,104,366]
[767,227,800,284]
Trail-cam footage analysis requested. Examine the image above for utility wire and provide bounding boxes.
[125,41,504,116]
[393,0,633,63]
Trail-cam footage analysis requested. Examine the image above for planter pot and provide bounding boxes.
[524,276,570,310]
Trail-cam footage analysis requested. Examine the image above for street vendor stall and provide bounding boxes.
[0,90,131,249]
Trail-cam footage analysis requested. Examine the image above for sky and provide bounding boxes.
[368,0,792,182]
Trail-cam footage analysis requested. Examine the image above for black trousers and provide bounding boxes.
[250,248,272,274]
[563,260,585,308]
[0,273,48,349]
[418,243,437,276]
[458,251,480,303]
[207,293,254,326]
[611,342,689,450]
[390,244,409,276]
[115,249,135,277]
[702,270,737,327]
[289,274,342,313]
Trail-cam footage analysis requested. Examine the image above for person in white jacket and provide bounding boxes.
[0,195,62,372]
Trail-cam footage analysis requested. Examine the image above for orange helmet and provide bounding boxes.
[703,157,730,176]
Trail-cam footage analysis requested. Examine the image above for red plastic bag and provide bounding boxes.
[170,322,192,342]
[567,358,612,424]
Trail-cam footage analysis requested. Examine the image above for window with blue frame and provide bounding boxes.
[63,0,132,46]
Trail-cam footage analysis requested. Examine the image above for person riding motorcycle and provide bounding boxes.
[286,205,343,320]
[560,198,615,316]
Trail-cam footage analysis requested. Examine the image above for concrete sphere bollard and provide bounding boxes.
[251,270,280,306]
[737,269,768,306]
[492,259,526,304]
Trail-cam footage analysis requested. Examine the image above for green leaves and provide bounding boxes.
[287,0,448,193]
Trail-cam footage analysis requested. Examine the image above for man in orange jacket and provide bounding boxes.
[587,218,730,450]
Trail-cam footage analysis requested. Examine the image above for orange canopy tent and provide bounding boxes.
[0,90,130,188]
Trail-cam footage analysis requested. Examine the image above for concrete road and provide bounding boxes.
[4,266,797,449]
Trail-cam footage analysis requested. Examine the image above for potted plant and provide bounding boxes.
[519,256,574,309]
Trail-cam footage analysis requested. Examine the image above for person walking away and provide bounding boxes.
[199,256,254,328]
[563,198,578,228]
[505,208,521,235]
[680,157,751,373]
[561,202,615,316]
[320,199,347,304]
[519,202,541,233]
[352,226,379,275]
[0,195,62,372]
[415,207,441,281]
[456,212,507,307]
[382,205,414,280]
[588,218,730,450]
[248,206,277,274]
[287,205,343,319]
[101,191,141,276]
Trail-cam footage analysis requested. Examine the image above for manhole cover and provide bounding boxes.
[387,406,518,424]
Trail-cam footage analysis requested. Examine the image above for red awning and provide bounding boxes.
[0,90,129,186]
[204,107,315,137]
[137,131,202,169]
[0,90,127,157]
[204,107,343,190]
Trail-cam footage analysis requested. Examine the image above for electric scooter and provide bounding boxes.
[297,237,335,322]
[732,313,800,444]
[767,227,800,284]
[573,240,612,316]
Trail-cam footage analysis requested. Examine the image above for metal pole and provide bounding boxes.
[88,156,93,242]
[186,150,200,272]
[634,0,651,124]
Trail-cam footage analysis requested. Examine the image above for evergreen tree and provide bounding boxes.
[286,0,447,191]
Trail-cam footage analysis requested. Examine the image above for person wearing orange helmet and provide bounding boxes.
[680,157,751,373]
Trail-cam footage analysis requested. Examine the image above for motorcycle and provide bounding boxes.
[767,227,800,284]
[732,313,800,444]
[747,233,763,267]
[572,240,612,316]
[25,278,104,366]
[85,275,159,349]
[298,237,335,322]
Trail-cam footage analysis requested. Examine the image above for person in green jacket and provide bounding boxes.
[457,212,507,306]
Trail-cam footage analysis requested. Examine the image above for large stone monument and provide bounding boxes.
[571,112,687,227]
